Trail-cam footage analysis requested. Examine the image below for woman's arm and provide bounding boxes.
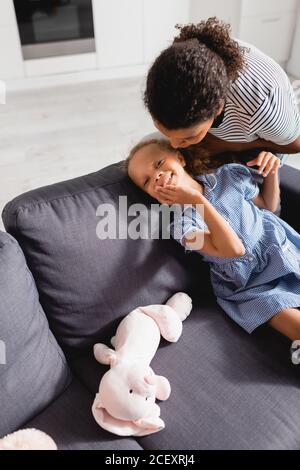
[199,133,300,156]
[250,152,281,213]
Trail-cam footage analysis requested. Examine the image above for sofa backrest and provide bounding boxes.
[2,162,210,356]
[0,231,71,436]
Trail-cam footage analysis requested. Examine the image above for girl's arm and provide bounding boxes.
[249,152,281,213]
[184,192,245,258]
[156,185,245,258]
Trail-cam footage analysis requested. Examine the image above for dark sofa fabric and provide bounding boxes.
[280,164,300,233]
[71,298,300,450]
[2,163,211,356]
[0,231,71,437]
[25,378,143,451]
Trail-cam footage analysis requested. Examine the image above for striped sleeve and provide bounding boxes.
[250,85,300,145]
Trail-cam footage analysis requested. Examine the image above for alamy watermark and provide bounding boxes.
[0,79,6,104]
[96,197,205,249]
[0,340,6,365]
[291,340,300,365]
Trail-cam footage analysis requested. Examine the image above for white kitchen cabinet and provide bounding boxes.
[241,0,298,17]
[0,1,24,80]
[92,0,143,68]
[189,0,241,37]
[239,0,299,63]
[239,13,297,63]
[0,0,16,27]
[143,0,190,64]
[0,25,24,79]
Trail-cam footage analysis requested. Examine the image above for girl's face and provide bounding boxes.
[128,143,187,200]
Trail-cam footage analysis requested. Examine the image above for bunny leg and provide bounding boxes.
[166,292,192,321]
[139,305,183,342]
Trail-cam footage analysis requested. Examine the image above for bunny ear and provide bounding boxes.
[93,343,117,366]
[92,396,164,437]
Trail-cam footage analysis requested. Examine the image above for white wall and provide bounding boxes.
[239,0,299,65]
[189,0,241,37]
[287,6,300,77]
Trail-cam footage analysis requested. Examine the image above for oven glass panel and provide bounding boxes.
[13,0,95,46]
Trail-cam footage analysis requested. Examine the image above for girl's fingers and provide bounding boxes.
[257,154,271,174]
[156,187,175,197]
[263,157,280,176]
[247,159,259,167]
[261,157,276,176]
[156,193,173,204]
[271,158,281,174]
[247,152,267,168]
[156,185,176,193]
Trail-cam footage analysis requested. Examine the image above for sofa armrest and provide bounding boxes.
[280,165,300,232]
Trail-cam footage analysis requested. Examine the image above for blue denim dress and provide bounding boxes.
[170,164,300,333]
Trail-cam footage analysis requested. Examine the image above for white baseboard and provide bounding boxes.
[6,63,149,92]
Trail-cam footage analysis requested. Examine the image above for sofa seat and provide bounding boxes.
[70,297,300,450]
[24,377,143,451]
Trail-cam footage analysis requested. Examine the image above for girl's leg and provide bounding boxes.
[268,308,300,341]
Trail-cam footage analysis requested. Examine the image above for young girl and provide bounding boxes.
[126,139,300,341]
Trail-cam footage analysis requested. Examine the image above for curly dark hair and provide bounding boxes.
[182,144,239,175]
[144,17,247,130]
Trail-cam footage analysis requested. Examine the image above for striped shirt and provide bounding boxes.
[208,40,300,144]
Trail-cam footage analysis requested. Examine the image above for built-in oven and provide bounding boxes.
[13,0,95,60]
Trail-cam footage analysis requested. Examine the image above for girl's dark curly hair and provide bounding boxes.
[144,17,247,130]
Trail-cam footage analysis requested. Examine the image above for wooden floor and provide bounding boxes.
[0,75,299,230]
[0,76,153,230]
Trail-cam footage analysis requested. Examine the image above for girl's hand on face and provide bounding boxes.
[247,151,280,177]
[154,183,200,205]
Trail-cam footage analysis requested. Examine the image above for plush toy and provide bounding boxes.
[0,429,57,450]
[92,292,192,437]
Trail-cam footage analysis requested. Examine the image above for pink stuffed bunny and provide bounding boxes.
[92,292,192,437]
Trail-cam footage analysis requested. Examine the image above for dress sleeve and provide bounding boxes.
[227,164,260,201]
[169,206,207,251]
[250,85,300,145]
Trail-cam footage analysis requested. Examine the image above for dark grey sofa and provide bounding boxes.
[1,161,300,450]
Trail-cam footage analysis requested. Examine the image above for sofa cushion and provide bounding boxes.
[0,231,71,437]
[280,165,300,233]
[2,163,211,355]
[70,298,300,450]
[24,378,143,450]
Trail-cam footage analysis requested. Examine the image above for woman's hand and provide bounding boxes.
[154,183,201,205]
[246,151,280,177]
